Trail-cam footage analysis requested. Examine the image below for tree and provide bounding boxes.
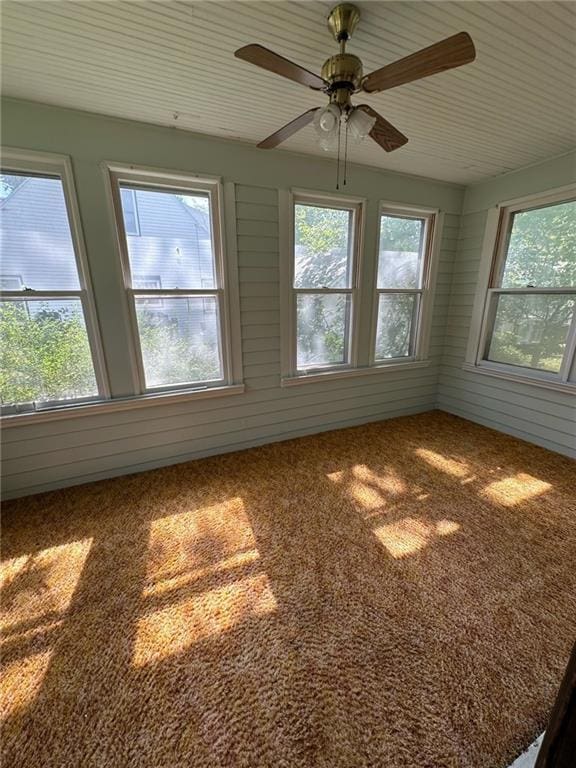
[0,302,96,404]
[0,302,222,405]
[136,307,221,385]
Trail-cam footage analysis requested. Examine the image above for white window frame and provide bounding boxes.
[369,202,440,366]
[0,148,109,415]
[107,163,242,395]
[280,189,365,381]
[465,185,576,392]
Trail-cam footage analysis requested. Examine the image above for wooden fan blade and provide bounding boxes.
[357,105,408,152]
[361,32,475,93]
[257,108,320,149]
[235,44,327,91]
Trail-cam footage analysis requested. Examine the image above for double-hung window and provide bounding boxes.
[373,206,435,362]
[471,190,576,387]
[282,193,439,383]
[0,150,107,414]
[286,193,362,375]
[109,167,236,394]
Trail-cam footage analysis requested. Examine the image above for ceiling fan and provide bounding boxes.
[235,3,476,157]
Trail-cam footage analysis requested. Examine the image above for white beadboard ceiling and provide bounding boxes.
[1,0,575,184]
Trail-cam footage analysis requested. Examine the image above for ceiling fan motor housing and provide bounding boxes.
[321,53,363,105]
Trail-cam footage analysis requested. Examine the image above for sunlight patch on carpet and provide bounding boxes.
[327,464,406,510]
[415,448,470,479]
[1,649,52,718]
[480,473,552,507]
[0,538,93,717]
[373,517,461,558]
[133,571,277,665]
[133,497,277,665]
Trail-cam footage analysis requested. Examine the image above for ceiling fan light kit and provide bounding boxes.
[235,3,476,186]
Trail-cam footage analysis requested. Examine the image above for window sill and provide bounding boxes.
[462,363,576,395]
[282,359,431,387]
[1,383,246,427]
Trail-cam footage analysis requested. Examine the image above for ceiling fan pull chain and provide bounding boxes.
[336,117,342,190]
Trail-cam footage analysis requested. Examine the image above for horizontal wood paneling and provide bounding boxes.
[0,103,463,498]
[5,402,435,499]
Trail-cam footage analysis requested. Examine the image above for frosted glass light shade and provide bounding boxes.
[348,107,376,141]
[314,104,341,151]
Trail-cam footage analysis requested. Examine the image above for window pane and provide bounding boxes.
[487,293,575,372]
[0,299,98,404]
[378,215,425,289]
[120,188,140,236]
[501,201,576,288]
[135,296,222,388]
[0,173,80,289]
[120,186,215,289]
[375,294,417,360]
[296,293,350,368]
[294,204,353,289]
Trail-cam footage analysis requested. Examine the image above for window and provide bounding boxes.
[110,169,233,393]
[0,154,107,414]
[373,208,435,362]
[473,191,576,386]
[281,193,439,383]
[289,193,362,373]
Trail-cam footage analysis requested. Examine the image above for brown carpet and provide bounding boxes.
[1,411,575,768]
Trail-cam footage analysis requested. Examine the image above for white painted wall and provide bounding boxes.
[1,99,464,499]
[437,151,576,457]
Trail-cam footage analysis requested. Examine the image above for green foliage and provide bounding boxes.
[0,300,222,406]
[137,308,221,385]
[379,215,422,253]
[375,295,413,359]
[296,295,346,367]
[294,204,350,289]
[295,207,423,364]
[0,302,97,404]
[294,205,351,364]
[503,201,576,288]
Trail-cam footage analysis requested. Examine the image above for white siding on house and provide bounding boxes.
[0,99,463,499]
[438,151,576,458]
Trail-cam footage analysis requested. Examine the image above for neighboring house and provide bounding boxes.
[0,177,217,340]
